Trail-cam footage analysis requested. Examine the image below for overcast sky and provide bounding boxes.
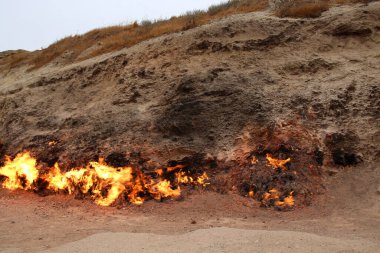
[0,0,225,51]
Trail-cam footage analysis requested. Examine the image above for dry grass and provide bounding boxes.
[0,50,31,74]
[0,0,372,72]
[275,0,375,18]
[333,0,374,3]
[276,1,330,18]
[1,0,268,72]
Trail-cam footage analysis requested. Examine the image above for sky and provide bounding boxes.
[0,0,225,51]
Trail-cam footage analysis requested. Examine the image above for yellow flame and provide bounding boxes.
[196,172,209,186]
[48,141,57,146]
[176,171,194,184]
[266,154,291,171]
[275,192,295,208]
[263,188,294,208]
[0,152,209,206]
[43,163,69,192]
[251,156,258,165]
[150,180,181,200]
[0,152,39,190]
[176,171,209,187]
[95,183,125,206]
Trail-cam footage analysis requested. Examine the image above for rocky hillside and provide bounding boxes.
[0,2,379,168]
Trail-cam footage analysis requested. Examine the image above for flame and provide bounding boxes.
[48,141,57,146]
[155,168,164,177]
[275,192,295,208]
[262,188,294,208]
[166,164,185,173]
[196,172,209,187]
[266,154,291,171]
[150,180,181,200]
[0,152,209,207]
[251,156,258,165]
[176,171,194,184]
[176,171,209,187]
[0,151,297,209]
[0,152,39,190]
[42,163,70,192]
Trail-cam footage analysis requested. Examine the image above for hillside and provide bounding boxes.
[0,1,379,252]
[0,1,379,163]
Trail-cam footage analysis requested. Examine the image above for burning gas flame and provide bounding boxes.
[266,154,291,171]
[251,156,258,165]
[48,140,57,146]
[262,188,294,208]
[0,152,39,190]
[0,151,298,209]
[0,152,209,206]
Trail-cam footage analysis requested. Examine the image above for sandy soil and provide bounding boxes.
[38,228,378,253]
[0,162,378,252]
[0,2,379,253]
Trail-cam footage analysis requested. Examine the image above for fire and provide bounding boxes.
[48,140,57,146]
[251,156,258,165]
[0,152,39,190]
[176,171,194,184]
[275,192,295,208]
[0,151,299,209]
[150,180,181,200]
[262,188,294,209]
[196,172,209,186]
[42,164,70,192]
[266,154,291,171]
[0,152,209,207]
[176,171,209,187]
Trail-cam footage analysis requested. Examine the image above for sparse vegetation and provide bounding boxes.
[275,1,330,18]
[0,0,374,72]
[0,0,268,72]
[273,0,375,18]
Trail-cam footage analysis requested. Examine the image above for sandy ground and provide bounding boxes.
[38,228,378,253]
[0,163,379,252]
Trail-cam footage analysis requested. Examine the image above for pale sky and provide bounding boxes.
[0,0,225,51]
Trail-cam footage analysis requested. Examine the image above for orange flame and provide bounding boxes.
[176,171,209,187]
[251,156,258,165]
[48,141,57,146]
[0,152,209,207]
[275,192,295,208]
[262,188,294,208]
[266,154,291,171]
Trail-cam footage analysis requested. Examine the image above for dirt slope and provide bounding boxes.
[0,2,379,164]
[0,2,379,253]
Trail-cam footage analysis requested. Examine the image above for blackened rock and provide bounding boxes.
[105,152,130,167]
[314,149,324,166]
[332,149,361,166]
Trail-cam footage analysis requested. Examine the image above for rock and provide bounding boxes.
[331,24,372,37]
